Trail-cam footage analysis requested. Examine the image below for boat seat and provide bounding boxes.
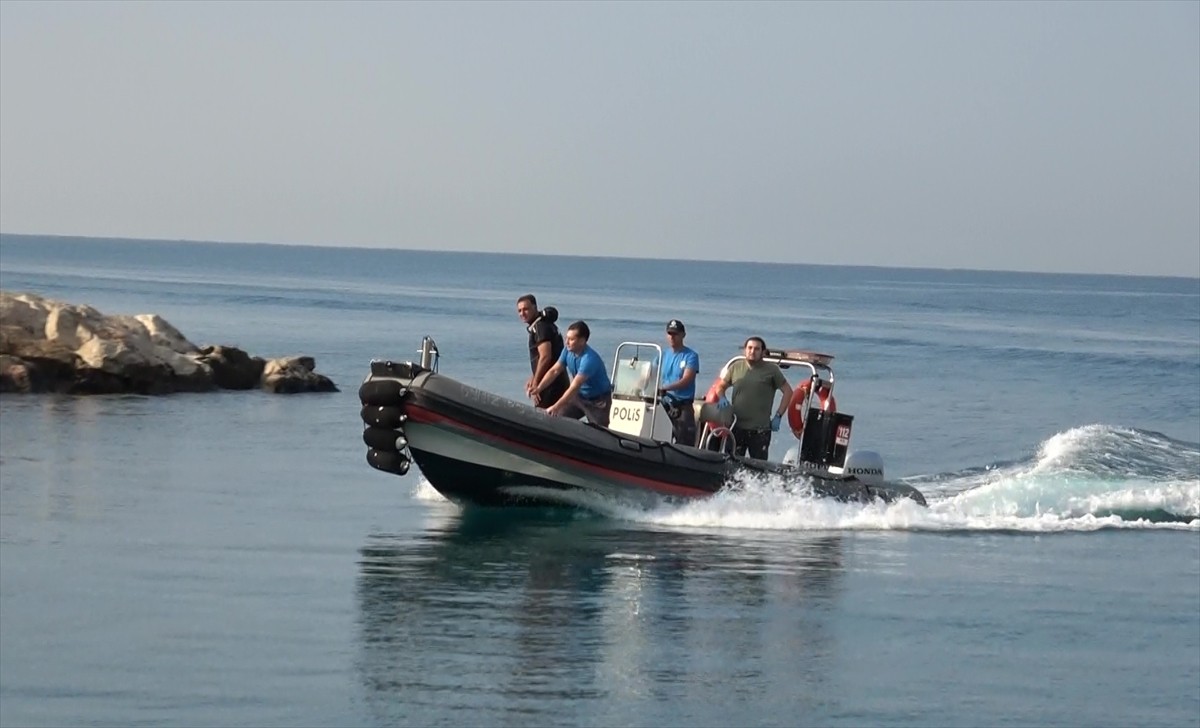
[695,400,732,430]
[693,400,736,451]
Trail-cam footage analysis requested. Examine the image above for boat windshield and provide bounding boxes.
[611,342,662,400]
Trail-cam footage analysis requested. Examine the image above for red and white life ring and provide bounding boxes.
[703,376,724,404]
[786,380,836,437]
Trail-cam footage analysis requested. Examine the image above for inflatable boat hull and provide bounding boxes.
[359,361,926,509]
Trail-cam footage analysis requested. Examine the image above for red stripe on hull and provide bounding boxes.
[405,404,713,498]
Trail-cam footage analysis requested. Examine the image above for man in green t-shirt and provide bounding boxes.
[711,336,793,460]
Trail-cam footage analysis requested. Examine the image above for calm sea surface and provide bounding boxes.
[1,235,1198,727]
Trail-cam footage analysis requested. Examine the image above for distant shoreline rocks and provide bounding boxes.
[0,291,337,395]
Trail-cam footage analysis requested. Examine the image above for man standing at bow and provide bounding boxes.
[517,294,569,411]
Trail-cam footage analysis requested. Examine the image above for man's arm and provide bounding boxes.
[713,361,736,398]
[774,369,793,418]
[527,339,557,399]
[661,366,697,396]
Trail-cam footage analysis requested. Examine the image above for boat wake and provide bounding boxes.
[412,425,1199,532]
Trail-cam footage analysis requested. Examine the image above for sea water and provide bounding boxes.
[1,234,1197,727]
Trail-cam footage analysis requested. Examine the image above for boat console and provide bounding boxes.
[608,341,673,442]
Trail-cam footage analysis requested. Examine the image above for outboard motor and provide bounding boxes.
[799,407,854,468]
[843,450,886,486]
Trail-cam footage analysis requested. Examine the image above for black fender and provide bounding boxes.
[360,404,406,429]
[367,448,411,476]
[362,426,405,451]
[358,379,407,406]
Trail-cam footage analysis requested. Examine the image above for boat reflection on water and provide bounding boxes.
[355,507,848,725]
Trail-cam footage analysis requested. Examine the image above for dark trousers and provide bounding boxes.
[561,395,614,429]
[665,400,697,446]
[731,426,771,460]
[535,376,570,410]
[577,393,611,428]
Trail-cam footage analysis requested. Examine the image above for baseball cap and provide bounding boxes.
[666,319,685,334]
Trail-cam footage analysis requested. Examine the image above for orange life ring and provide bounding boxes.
[703,377,724,404]
[786,381,836,436]
[786,382,811,433]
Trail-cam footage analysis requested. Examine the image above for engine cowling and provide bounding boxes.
[843,450,885,486]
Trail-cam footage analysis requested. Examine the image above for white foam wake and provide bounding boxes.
[599,475,1199,533]
[404,424,1200,532]
[412,476,447,502]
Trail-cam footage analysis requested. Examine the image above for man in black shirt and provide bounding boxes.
[517,294,570,410]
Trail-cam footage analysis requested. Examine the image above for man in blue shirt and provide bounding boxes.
[657,319,700,446]
[533,320,613,427]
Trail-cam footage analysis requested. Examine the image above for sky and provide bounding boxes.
[1,1,1197,277]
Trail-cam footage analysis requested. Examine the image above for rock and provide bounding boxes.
[0,291,337,395]
[197,345,265,390]
[0,322,81,393]
[0,292,52,333]
[135,314,199,355]
[1,354,41,393]
[262,356,339,394]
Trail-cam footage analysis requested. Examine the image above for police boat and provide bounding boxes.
[358,335,927,510]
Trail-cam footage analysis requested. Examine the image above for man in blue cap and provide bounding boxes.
[658,319,700,446]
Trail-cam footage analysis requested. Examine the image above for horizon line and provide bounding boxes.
[2,231,1197,282]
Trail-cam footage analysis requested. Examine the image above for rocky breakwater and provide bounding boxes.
[0,291,337,395]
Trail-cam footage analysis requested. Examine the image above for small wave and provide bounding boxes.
[1032,424,1199,480]
[906,424,1199,520]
